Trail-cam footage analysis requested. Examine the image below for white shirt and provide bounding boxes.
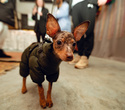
[37,7,42,20]
[72,0,84,7]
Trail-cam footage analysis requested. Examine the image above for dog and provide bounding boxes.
[20,13,90,108]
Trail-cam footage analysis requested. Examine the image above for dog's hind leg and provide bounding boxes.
[38,84,46,108]
[46,82,53,108]
[22,77,27,94]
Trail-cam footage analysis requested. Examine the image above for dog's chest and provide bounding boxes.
[37,43,61,75]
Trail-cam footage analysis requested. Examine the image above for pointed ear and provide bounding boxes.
[73,21,90,41]
[46,13,61,38]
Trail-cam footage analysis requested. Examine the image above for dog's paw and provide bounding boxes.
[40,99,47,109]
[21,87,27,94]
[46,100,53,108]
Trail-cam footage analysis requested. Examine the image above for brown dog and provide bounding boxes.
[20,13,90,108]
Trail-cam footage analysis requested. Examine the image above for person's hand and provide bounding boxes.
[32,6,37,15]
[38,12,43,16]
[98,0,107,6]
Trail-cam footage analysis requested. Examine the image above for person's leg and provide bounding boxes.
[75,33,94,69]
[41,33,46,42]
[69,2,82,64]
[77,0,97,57]
[77,32,94,58]
[0,22,11,58]
[77,35,86,56]
[36,32,40,42]
[0,22,4,48]
[75,1,97,68]
[84,32,94,58]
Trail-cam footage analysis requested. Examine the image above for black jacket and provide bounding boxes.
[20,42,61,84]
[69,0,99,14]
[32,7,48,34]
[0,0,16,26]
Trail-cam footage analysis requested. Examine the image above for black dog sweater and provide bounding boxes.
[20,42,61,84]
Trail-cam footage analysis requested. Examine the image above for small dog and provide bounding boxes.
[20,13,89,108]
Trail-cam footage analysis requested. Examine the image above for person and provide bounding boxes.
[68,0,107,69]
[0,0,15,58]
[53,0,71,32]
[0,22,11,58]
[32,0,48,42]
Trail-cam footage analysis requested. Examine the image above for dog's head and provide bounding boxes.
[46,14,90,61]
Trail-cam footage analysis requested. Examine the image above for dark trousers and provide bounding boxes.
[36,32,46,42]
[72,0,97,58]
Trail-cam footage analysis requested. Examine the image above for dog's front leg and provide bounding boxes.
[46,82,53,108]
[22,77,27,94]
[38,84,46,108]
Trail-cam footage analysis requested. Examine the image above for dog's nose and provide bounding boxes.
[66,53,73,61]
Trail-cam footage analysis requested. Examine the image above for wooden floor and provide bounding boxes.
[0,52,21,75]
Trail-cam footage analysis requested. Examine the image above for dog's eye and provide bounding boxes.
[73,42,76,47]
[57,40,62,45]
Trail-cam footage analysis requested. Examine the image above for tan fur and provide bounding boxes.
[46,82,53,108]
[22,77,27,94]
[38,85,46,108]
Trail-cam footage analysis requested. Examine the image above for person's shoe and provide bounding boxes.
[75,56,88,69]
[0,49,11,58]
[68,54,81,64]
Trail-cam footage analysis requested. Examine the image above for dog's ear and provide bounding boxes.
[46,13,61,38]
[73,21,90,41]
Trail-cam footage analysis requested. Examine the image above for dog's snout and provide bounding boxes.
[66,53,73,61]
[67,55,73,59]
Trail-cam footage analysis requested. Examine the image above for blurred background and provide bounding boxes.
[0,0,125,61]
